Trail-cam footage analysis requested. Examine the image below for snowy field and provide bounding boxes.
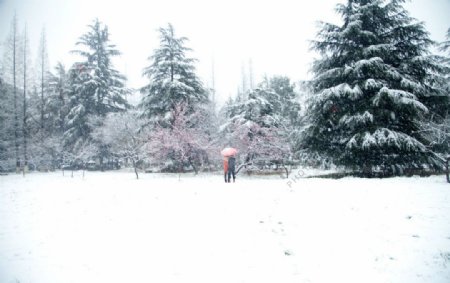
[1,171,450,283]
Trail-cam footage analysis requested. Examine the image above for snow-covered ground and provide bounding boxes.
[0,171,449,283]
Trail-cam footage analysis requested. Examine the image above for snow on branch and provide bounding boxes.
[373,87,428,112]
[339,111,374,129]
[315,83,363,104]
[346,128,426,152]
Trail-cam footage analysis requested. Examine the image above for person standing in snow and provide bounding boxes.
[227,156,236,183]
[223,157,229,183]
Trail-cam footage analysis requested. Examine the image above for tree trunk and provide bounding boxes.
[12,17,20,174]
[40,43,45,130]
[446,157,449,184]
[282,163,289,178]
[132,159,139,179]
[100,156,104,172]
[189,158,198,175]
[59,84,65,130]
[22,29,28,175]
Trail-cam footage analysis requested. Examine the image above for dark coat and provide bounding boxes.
[228,157,236,171]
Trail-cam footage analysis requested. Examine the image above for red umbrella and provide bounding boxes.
[221,147,237,157]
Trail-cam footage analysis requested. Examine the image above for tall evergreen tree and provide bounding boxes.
[139,23,208,125]
[64,19,129,153]
[2,15,22,172]
[72,18,129,115]
[64,63,92,151]
[47,62,69,135]
[302,0,444,174]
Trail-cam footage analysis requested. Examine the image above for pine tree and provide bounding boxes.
[64,19,129,156]
[261,76,302,159]
[302,0,444,174]
[139,23,208,125]
[221,87,289,165]
[47,62,69,135]
[71,18,129,115]
[64,62,95,151]
[261,76,301,129]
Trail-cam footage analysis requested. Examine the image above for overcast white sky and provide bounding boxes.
[1,0,449,105]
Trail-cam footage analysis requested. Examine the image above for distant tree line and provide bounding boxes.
[1,0,449,177]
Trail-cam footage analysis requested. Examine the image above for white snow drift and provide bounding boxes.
[0,171,449,283]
